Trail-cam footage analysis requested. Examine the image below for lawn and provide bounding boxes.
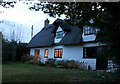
[2,62,120,83]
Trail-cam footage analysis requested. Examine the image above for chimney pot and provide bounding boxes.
[44,19,50,27]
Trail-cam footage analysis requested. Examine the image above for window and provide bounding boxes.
[35,50,39,56]
[56,31,64,39]
[44,49,48,58]
[54,49,63,58]
[83,47,96,58]
[84,26,96,35]
[34,49,40,58]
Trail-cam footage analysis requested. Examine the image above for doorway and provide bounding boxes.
[96,46,107,70]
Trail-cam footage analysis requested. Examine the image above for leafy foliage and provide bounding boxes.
[2,39,16,63]
[0,0,17,8]
[30,2,108,28]
[55,60,67,68]
[2,36,28,63]
[45,58,56,67]
[16,43,28,61]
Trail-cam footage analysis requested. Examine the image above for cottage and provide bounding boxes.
[27,19,108,70]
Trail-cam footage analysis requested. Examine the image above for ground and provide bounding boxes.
[2,62,120,83]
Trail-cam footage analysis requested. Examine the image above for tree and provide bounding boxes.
[9,27,23,44]
[0,20,23,43]
[0,0,16,8]
[99,3,120,69]
[2,37,16,63]
[29,2,106,27]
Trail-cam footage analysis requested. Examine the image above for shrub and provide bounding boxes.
[38,62,45,66]
[66,60,78,69]
[46,58,56,67]
[55,60,67,68]
[2,40,16,63]
[21,54,33,63]
[2,37,28,63]
[45,58,56,67]
[15,43,28,61]
[78,62,88,70]
[29,55,44,65]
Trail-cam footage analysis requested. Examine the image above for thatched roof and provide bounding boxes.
[27,19,82,48]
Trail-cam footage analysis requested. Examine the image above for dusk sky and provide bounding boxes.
[0,1,65,43]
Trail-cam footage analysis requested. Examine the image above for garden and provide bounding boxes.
[2,61,120,83]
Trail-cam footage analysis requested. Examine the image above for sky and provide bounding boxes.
[0,1,65,43]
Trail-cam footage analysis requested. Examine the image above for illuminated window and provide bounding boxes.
[34,49,40,58]
[54,49,63,58]
[44,49,48,58]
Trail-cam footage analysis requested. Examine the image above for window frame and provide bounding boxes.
[44,49,48,58]
[84,26,96,35]
[34,49,40,56]
[83,47,97,58]
[54,48,63,58]
[56,31,64,39]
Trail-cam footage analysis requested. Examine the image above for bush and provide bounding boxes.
[55,60,67,68]
[38,62,45,66]
[55,60,87,70]
[2,37,28,63]
[21,54,46,66]
[2,40,16,63]
[16,43,28,61]
[78,62,88,70]
[21,54,33,63]
[45,58,56,67]
[66,60,78,69]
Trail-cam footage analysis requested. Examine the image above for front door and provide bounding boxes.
[96,46,107,70]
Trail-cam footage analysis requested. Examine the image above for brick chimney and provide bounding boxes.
[44,19,50,27]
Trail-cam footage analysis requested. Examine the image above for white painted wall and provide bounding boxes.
[30,42,105,70]
[63,43,100,70]
[82,33,96,42]
[30,47,54,63]
[30,48,35,56]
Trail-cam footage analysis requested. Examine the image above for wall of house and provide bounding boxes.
[30,42,105,70]
[30,47,54,63]
[30,48,35,56]
[63,43,101,70]
[82,33,96,42]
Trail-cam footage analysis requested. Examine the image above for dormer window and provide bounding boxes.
[54,26,66,43]
[56,31,64,39]
[84,26,96,35]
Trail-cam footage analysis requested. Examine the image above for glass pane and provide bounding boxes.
[54,49,59,57]
[56,31,64,39]
[45,49,48,58]
[35,50,39,55]
[59,49,62,58]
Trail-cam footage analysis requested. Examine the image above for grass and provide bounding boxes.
[2,62,120,83]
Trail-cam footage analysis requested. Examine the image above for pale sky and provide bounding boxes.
[0,1,65,43]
